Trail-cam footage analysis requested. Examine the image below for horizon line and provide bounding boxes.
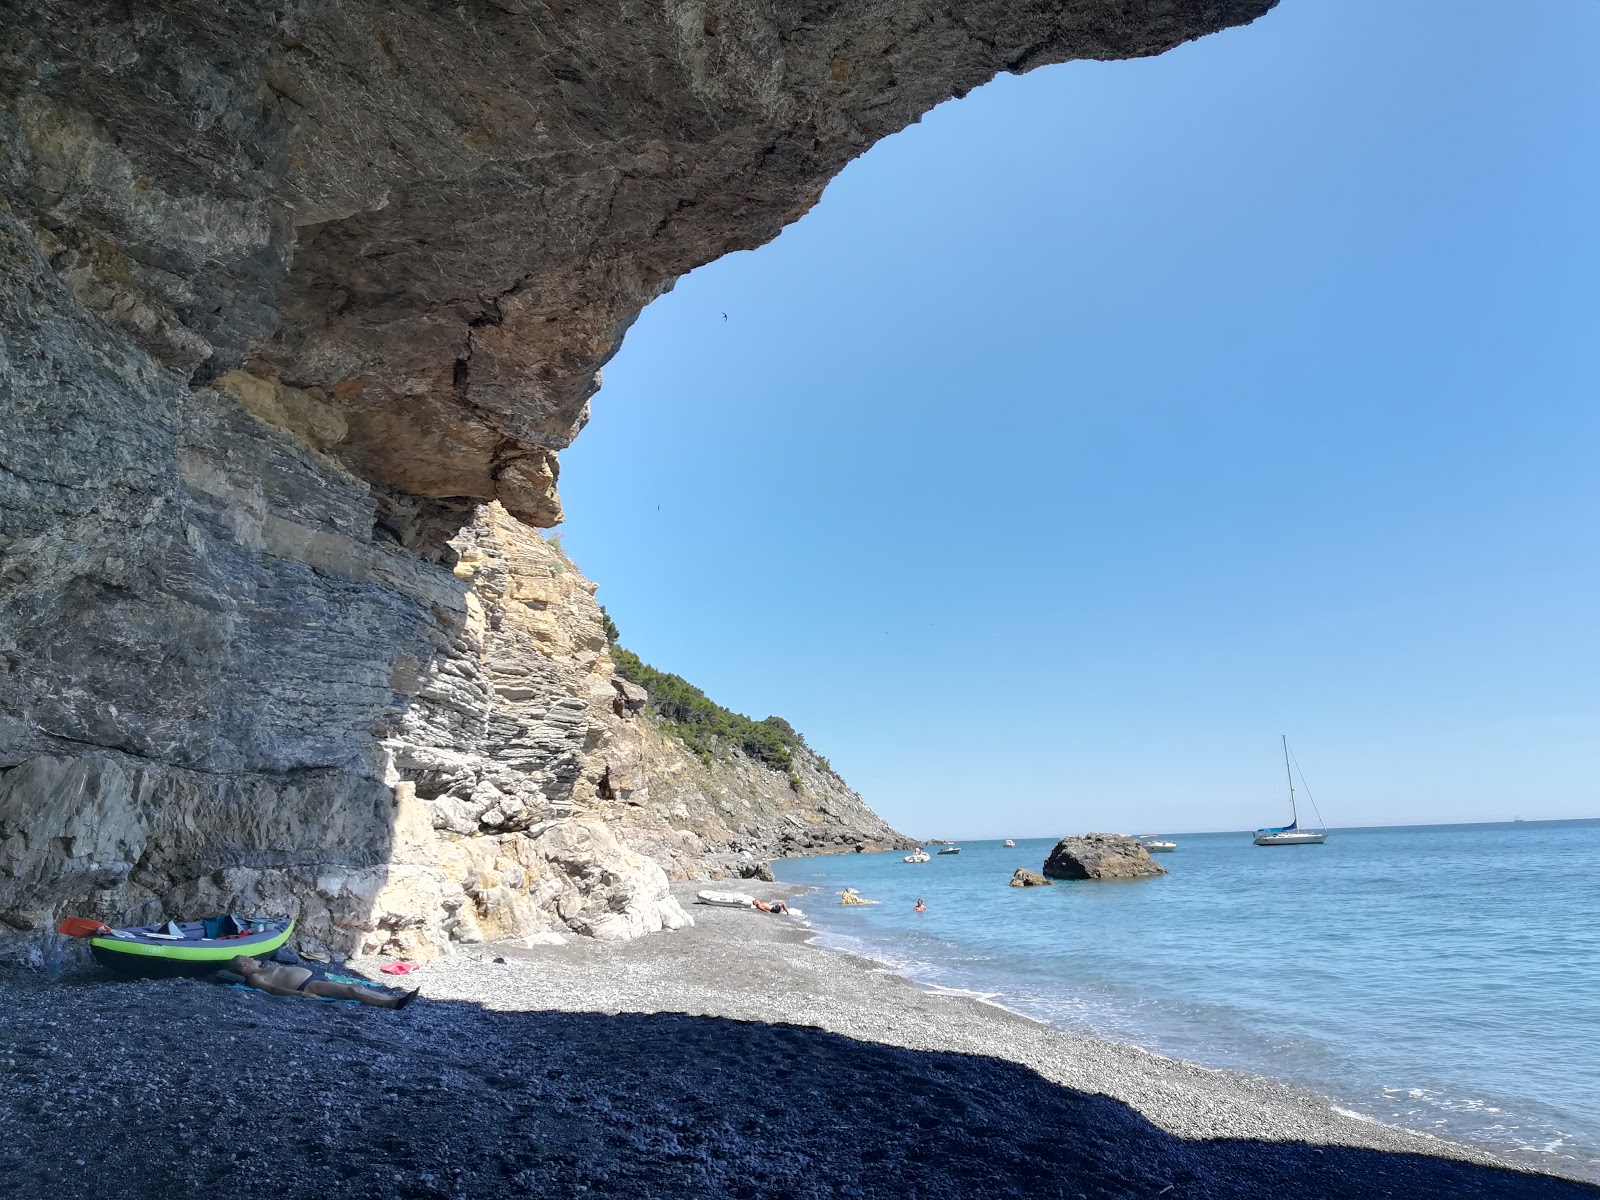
[899,815,1600,843]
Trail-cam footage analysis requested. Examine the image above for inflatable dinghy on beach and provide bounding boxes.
[60,914,295,977]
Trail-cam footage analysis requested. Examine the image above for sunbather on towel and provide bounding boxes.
[232,956,420,1010]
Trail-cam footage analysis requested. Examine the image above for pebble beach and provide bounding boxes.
[2,881,1595,1200]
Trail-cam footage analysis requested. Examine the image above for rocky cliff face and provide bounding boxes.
[0,0,1273,962]
[614,701,914,880]
[0,476,903,961]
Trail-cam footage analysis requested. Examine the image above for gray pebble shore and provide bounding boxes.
[2,881,1594,1199]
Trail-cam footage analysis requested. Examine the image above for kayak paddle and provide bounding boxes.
[57,917,111,938]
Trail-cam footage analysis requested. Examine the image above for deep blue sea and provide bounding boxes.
[776,820,1600,1181]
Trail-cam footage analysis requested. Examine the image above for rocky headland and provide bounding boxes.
[1,0,1277,963]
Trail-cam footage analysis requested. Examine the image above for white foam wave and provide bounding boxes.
[1332,1107,1376,1123]
[920,984,1002,1000]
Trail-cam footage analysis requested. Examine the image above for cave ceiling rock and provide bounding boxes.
[3,0,1278,528]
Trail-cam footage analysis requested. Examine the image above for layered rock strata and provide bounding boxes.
[1,0,1273,961]
[0,478,904,961]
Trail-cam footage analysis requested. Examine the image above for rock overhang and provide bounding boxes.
[2,0,1278,524]
[0,0,1273,960]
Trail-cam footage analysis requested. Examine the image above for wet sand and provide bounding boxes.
[1,881,1595,1199]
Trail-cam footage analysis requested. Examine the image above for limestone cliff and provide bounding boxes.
[0,481,903,962]
[0,0,1275,962]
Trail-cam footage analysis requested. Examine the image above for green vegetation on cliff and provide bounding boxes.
[609,640,834,788]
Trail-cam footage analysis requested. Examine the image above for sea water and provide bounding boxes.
[775,820,1600,1180]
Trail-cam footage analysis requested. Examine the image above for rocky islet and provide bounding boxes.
[1042,832,1169,881]
[1009,867,1054,887]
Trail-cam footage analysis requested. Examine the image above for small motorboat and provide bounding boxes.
[903,848,931,863]
[936,846,961,855]
[1139,837,1177,853]
[1003,839,1016,848]
[59,914,295,978]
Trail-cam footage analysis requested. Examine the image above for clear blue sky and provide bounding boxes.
[559,0,1600,839]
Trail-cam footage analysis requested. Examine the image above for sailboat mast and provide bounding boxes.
[1282,735,1298,823]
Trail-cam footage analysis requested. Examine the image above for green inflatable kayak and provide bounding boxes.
[79,915,296,977]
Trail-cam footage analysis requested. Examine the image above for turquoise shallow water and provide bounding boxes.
[776,820,1600,1181]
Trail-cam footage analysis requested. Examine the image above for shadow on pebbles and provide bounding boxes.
[3,890,1595,1200]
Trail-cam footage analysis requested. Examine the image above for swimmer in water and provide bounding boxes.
[913,898,927,913]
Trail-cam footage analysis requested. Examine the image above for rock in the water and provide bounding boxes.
[1009,868,1053,888]
[1041,834,1168,881]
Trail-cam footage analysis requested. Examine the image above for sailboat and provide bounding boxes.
[1253,736,1328,846]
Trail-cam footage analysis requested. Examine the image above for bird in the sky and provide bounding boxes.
[721,312,728,321]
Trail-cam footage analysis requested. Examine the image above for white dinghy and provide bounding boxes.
[696,890,758,907]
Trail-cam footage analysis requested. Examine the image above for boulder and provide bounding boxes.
[738,861,777,882]
[1009,868,1053,888]
[1042,833,1167,881]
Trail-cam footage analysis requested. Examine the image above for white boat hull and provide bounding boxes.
[696,890,756,907]
[1142,841,1176,853]
[1252,831,1326,846]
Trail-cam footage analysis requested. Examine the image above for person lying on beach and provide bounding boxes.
[231,956,420,1010]
[752,900,789,914]
[914,898,927,913]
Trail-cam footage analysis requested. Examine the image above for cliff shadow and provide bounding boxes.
[1,977,1594,1200]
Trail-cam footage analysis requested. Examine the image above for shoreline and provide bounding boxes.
[2,880,1595,1199]
[422,880,1596,1188]
[776,883,1568,1171]
[779,833,1600,1185]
